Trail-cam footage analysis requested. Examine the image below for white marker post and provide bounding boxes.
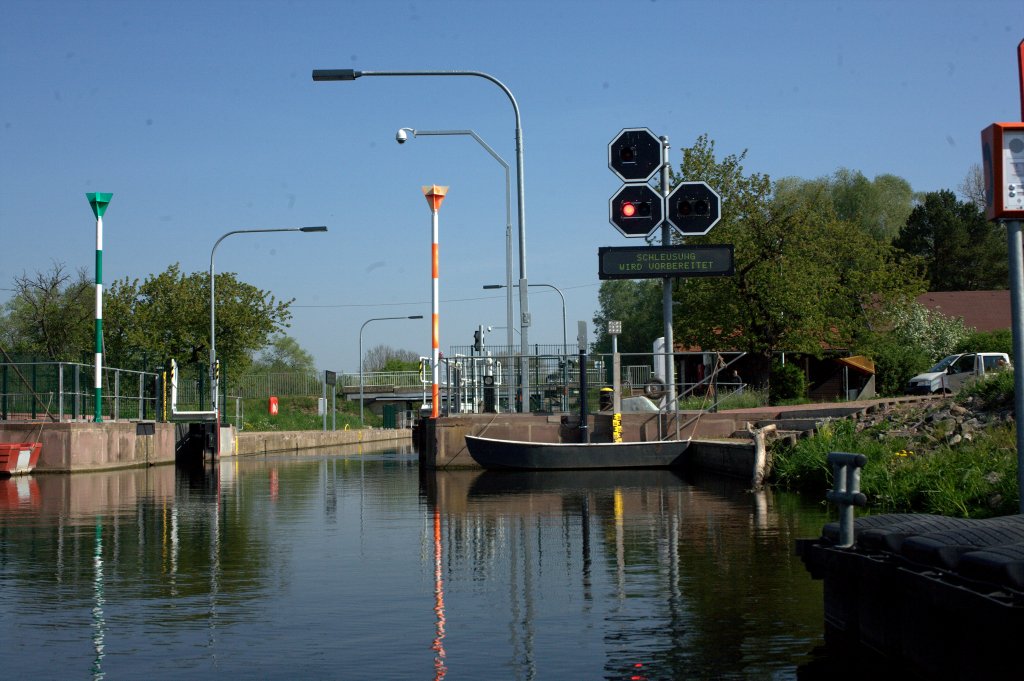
[86,193,112,423]
[422,185,449,418]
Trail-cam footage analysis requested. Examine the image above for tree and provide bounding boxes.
[668,135,924,389]
[776,168,917,242]
[591,279,662,354]
[103,263,292,373]
[1,262,93,360]
[363,344,421,372]
[958,164,985,209]
[250,334,316,373]
[892,190,1007,291]
[860,300,970,395]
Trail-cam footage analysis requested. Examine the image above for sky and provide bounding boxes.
[1,0,1023,374]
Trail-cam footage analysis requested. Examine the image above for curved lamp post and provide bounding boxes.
[398,127,515,411]
[210,226,327,415]
[485,282,567,411]
[359,315,423,426]
[313,67,532,411]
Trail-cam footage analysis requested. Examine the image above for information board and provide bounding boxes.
[598,245,734,280]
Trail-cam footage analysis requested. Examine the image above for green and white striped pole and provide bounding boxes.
[86,192,112,423]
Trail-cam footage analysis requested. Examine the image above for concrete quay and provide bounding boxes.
[0,421,412,473]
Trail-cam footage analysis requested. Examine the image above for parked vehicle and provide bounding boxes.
[906,352,1011,394]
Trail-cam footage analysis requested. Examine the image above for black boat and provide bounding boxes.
[464,434,689,471]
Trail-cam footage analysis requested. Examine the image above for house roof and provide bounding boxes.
[916,290,1011,332]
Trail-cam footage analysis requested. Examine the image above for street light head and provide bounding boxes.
[408,315,424,320]
[312,69,361,81]
[395,128,414,144]
[300,226,328,233]
[482,284,504,290]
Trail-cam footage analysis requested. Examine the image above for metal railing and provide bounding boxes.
[0,361,159,422]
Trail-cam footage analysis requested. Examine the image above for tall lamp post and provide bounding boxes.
[312,67,533,411]
[210,226,327,417]
[397,127,515,411]
[359,315,423,426]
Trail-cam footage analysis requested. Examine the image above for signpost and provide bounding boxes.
[598,245,734,280]
[86,192,112,423]
[603,127,729,413]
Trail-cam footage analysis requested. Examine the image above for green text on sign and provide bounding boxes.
[598,245,734,280]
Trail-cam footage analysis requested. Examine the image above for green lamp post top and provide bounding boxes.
[86,192,113,218]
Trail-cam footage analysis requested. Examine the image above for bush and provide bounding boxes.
[866,335,932,396]
[955,328,1013,357]
[958,368,1015,410]
[769,360,806,403]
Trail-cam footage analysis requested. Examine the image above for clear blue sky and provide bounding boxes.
[2,0,1022,373]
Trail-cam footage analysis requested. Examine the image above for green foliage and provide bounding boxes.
[892,190,1008,291]
[860,333,931,396]
[363,344,423,372]
[668,135,925,391]
[250,334,316,373]
[104,263,292,372]
[877,299,969,361]
[777,168,918,242]
[771,419,1019,518]
[769,360,806,403]
[958,368,1015,411]
[592,279,662,353]
[855,299,970,394]
[1,263,93,361]
[241,395,366,431]
[955,328,1013,357]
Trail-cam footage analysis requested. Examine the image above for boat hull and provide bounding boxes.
[464,435,688,471]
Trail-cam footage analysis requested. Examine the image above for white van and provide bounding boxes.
[906,352,1010,394]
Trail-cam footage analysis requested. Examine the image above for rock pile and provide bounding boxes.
[851,396,1014,450]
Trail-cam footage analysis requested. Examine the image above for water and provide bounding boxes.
[0,446,832,680]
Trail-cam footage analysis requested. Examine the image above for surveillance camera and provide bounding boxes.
[395,129,408,144]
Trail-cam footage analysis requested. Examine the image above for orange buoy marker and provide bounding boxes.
[422,185,448,419]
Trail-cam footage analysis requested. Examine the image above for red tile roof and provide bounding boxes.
[916,290,1011,332]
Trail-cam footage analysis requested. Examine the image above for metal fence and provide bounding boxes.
[0,361,159,422]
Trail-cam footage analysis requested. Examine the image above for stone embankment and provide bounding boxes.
[845,395,1013,450]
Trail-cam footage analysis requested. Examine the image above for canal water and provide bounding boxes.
[1,445,834,680]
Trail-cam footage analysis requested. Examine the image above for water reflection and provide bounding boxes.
[424,468,828,680]
[1,447,828,679]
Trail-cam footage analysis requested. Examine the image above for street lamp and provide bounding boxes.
[483,282,566,355]
[313,67,533,411]
[210,226,327,417]
[397,127,515,411]
[486,282,567,412]
[359,315,423,426]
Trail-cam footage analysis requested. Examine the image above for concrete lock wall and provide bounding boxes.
[1,422,413,473]
[234,428,412,456]
[0,422,177,473]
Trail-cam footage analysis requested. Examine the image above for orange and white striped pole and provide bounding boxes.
[423,185,448,418]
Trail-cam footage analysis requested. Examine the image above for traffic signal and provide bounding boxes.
[673,197,710,218]
[473,328,482,351]
[619,198,652,219]
[609,184,663,238]
[608,128,662,183]
[666,181,722,236]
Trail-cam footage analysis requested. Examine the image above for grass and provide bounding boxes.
[770,417,1019,518]
[237,395,369,432]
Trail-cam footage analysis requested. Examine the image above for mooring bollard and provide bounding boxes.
[825,451,868,548]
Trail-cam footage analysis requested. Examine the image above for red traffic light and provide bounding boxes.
[620,200,652,219]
